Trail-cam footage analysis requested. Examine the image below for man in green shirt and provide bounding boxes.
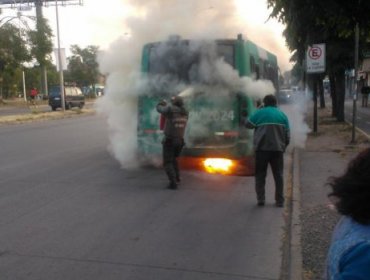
[245,94,290,207]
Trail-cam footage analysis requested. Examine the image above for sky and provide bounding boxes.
[1,0,293,72]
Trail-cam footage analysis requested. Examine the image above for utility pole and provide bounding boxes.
[34,0,48,97]
[351,22,359,144]
[313,76,318,133]
[55,0,64,111]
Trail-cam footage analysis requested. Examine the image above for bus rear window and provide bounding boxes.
[148,41,234,83]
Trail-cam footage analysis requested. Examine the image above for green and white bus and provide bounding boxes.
[137,34,279,176]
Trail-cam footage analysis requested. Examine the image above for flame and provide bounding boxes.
[203,158,234,174]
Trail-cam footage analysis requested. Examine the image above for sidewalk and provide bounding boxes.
[290,105,370,280]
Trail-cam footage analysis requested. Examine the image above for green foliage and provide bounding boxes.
[27,16,53,66]
[268,0,370,70]
[0,16,53,98]
[0,23,30,68]
[267,0,370,121]
[21,62,58,95]
[0,19,101,99]
[291,63,305,85]
[64,45,100,88]
[46,62,59,87]
[0,23,31,98]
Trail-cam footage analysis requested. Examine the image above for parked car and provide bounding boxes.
[277,89,293,104]
[48,85,85,111]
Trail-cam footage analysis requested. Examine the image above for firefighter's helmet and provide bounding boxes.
[171,95,184,107]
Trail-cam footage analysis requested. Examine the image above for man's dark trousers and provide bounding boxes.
[255,151,284,204]
[163,139,183,185]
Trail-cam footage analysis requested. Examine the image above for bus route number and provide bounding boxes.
[190,110,235,121]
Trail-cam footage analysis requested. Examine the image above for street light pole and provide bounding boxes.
[22,68,27,101]
[17,10,27,103]
[55,0,65,111]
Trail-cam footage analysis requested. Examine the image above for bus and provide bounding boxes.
[137,34,279,176]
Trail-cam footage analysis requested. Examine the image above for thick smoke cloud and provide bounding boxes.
[96,0,307,168]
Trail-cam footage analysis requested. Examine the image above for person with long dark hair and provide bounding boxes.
[326,148,370,279]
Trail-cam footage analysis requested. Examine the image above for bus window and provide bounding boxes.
[216,44,235,67]
[266,65,278,90]
[148,41,235,84]
[255,66,260,80]
[148,41,196,82]
[238,95,249,123]
[259,59,265,79]
[263,61,270,79]
[250,56,260,79]
[250,56,254,73]
[250,56,257,79]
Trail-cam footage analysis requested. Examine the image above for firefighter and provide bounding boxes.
[156,95,188,189]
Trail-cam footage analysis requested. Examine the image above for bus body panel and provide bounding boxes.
[137,36,278,176]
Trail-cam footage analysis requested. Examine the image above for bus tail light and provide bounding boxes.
[178,156,255,176]
[203,158,234,175]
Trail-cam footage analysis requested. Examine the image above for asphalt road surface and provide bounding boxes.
[0,115,288,280]
[345,98,370,136]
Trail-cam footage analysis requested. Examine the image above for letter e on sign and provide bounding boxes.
[306,44,326,74]
[309,47,322,60]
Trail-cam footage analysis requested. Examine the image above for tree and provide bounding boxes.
[290,63,305,87]
[27,16,53,95]
[0,23,30,98]
[21,61,59,96]
[65,45,100,92]
[267,0,370,121]
[28,16,53,66]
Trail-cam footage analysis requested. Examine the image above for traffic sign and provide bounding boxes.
[306,44,326,74]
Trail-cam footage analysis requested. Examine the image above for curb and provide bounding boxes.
[348,121,370,141]
[288,148,303,280]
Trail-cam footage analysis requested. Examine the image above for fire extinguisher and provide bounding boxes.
[159,114,166,130]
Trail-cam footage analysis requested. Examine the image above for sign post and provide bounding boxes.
[306,44,326,133]
[351,23,359,144]
[306,44,326,74]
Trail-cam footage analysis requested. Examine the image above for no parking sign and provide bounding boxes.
[306,44,326,73]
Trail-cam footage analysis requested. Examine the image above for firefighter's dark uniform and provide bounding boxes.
[156,97,188,189]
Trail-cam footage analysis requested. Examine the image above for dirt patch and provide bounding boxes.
[305,107,370,152]
[0,108,96,125]
[0,99,48,108]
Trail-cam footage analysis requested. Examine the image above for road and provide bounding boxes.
[0,114,289,280]
[344,98,370,136]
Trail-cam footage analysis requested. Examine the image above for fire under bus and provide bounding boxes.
[137,34,279,176]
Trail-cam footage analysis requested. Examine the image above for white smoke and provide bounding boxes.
[280,91,311,150]
[96,0,306,168]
